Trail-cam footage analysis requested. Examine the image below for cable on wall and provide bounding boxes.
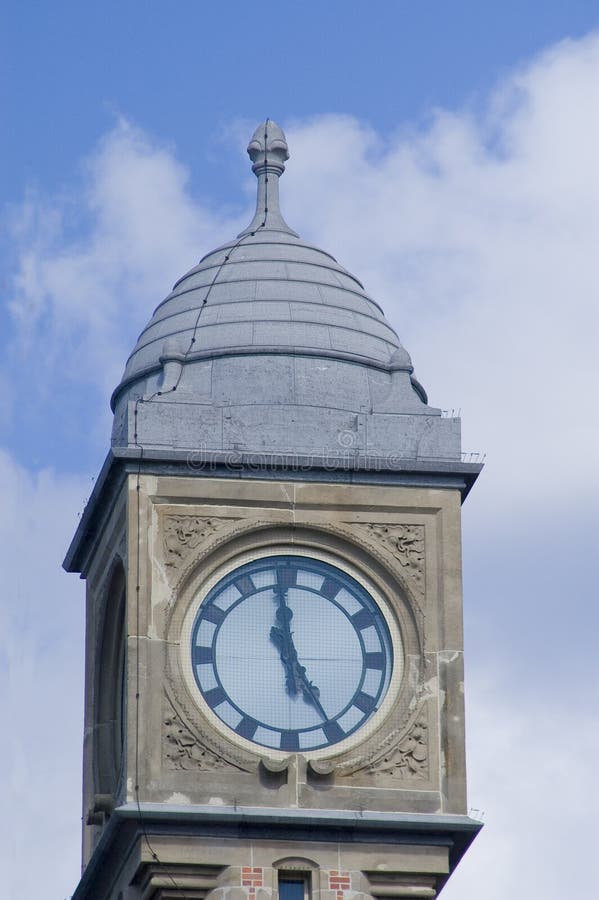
[143,117,271,404]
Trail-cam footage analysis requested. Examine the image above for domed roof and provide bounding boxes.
[114,231,405,395]
[110,121,461,466]
[112,122,416,408]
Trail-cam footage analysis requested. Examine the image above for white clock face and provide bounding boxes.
[190,555,394,752]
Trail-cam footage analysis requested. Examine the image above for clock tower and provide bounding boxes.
[65,121,482,900]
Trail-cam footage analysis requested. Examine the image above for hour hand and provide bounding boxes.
[269,622,299,695]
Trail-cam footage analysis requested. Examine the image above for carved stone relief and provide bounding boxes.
[352,523,425,601]
[164,710,228,772]
[163,692,254,773]
[163,514,240,568]
[335,703,429,780]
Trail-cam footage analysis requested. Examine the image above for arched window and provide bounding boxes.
[273,858,318,900]
[95,559,126,803]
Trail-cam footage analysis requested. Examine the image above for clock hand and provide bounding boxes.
[269,601,299,695]
[294,656,329,722]
[270,582,328,721]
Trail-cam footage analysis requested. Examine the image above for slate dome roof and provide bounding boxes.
[110,121,454,463]
[114,231,411,399]
[112,121,420,409]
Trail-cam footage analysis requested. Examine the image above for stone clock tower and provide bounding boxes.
[65,121,482,900]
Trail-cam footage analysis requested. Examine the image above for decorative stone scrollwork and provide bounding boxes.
[355,524,425,599]
[163,696,253,772]
[164,709,229,771]
[335,705,429,780]
[368,713,428,779]
[163,514,238,567]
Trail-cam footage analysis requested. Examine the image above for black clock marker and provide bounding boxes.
[354,691,376,714]
[351,608,374,630]
[204,686,227,708]
[323,721,345,743]
[193,645,213,665]
[280,730,300,751]
[236,717,259,740]
[365,652,385,670]
[202,604,226,625]
[321,577,340,599]
[277,566,296,590]
[235,575,254,596]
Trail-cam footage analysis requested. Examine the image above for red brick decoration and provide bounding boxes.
[242,866,264,898]
[329,870,351,900]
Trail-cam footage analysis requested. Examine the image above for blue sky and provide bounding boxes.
[1,3,598,898]
[3,0,598,210]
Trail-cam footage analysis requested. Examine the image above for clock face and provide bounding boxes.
[190,555,394,752]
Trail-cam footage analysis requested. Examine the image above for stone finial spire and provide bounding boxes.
[247,119,289,175]
[238,119,298,236]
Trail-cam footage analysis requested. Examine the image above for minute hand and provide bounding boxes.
[269,585,327,720]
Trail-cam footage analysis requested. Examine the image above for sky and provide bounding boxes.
[1,2,598,898]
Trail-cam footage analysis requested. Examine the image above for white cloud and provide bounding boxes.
[6,119,244,403]
[283,33,599,513]
[0,450,87,899]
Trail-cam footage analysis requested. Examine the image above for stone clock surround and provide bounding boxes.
[177,549,399,756]
[124,474,466,819]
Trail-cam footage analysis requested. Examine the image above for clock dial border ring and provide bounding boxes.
[179,544,405,760]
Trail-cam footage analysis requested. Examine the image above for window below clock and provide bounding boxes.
[277,873,310,900]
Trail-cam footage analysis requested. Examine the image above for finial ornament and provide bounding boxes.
[238,119,297,237]
[247,119,290,176]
